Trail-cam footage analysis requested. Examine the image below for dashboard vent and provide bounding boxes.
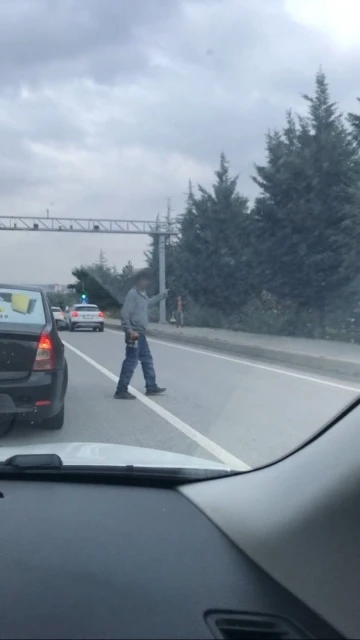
[205,612,309,640]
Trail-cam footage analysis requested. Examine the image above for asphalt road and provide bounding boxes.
[3,327,360,469]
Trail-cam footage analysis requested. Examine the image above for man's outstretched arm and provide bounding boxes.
[148,290,168,307]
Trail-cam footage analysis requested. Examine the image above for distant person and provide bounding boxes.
[114,268,168,400]
[176,296,184,328]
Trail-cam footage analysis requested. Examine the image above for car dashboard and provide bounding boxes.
[0,477,341,639]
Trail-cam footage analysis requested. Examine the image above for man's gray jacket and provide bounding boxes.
[121,287,167,334]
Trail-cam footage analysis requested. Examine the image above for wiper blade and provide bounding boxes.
[0,455,232,481]
[1,453,63,470]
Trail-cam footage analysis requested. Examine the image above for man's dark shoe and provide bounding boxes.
[114,390,136,400]
[146,387,166,396]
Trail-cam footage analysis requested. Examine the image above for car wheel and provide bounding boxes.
[0,414,14,437]
[99,325,104,332]
[92,327,97,332]
[41,404,65,430]
[70,323,75,332]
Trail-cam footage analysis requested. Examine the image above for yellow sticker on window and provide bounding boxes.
[11,294,31,315]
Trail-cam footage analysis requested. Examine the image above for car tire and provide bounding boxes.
[92,327,97,332]
[70,323,75,332]
[99,325,104,332]
[0,414,14,438]
[41,404,65,430]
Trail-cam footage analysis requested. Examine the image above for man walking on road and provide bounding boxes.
[114,268,168,400]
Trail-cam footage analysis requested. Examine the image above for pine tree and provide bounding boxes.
[253,70,360,336]
[120,260,134,281]
[97,249,108,269]
[348,98,360,142]
[177,153,252,315]
[72,251,127,310]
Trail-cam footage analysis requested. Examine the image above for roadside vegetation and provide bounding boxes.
[65,70,360,342]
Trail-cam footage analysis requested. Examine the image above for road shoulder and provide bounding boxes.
[105,319,360,379]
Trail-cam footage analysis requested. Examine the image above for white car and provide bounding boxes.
[51,306,67,330]
[66,304,104,332]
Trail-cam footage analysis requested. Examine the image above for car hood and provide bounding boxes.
[0,441,228,471]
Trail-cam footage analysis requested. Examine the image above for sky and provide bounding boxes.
[1,0,360,283]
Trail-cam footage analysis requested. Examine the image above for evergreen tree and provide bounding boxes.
[253,70,360,335]
[348,97,360,143]
[71,252,133,310]
[118,261,134,298]
[176,153,252,315]
[98,249,107,269]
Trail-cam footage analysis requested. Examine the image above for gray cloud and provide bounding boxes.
[0,0,182,87]
[0,0,359,282]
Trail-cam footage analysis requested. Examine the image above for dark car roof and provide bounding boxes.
[0,283,45,293]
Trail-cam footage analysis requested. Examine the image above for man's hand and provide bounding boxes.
[128,330,139,340]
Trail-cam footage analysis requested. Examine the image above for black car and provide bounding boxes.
[0,284,68,436]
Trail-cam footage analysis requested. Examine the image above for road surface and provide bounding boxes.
[3,327,360,469]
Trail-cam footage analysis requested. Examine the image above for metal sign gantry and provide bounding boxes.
[0,215,179,323]
[0,215,178,235]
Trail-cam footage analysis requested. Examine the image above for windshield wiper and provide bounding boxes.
[0,453,233,481]
[1,453,63,470]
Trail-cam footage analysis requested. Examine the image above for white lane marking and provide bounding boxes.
[62,339,250,471]
[105,328,360,394]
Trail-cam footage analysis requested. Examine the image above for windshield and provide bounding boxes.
[0,0,359,475]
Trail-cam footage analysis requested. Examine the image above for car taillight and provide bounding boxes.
[98,312,104,317]
[33,333,56,371]
[71,311,79,317]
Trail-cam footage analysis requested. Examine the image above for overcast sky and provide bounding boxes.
[1,0,360,283]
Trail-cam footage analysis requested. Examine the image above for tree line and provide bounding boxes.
[70,70,360,340]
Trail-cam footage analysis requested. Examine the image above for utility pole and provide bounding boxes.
[158,234,166,324]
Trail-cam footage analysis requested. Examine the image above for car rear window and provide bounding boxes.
[51,307,62,312]
[75,305,99,312]
[0,288,45,327]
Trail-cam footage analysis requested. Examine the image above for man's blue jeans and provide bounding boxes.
[116,333,156,392]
